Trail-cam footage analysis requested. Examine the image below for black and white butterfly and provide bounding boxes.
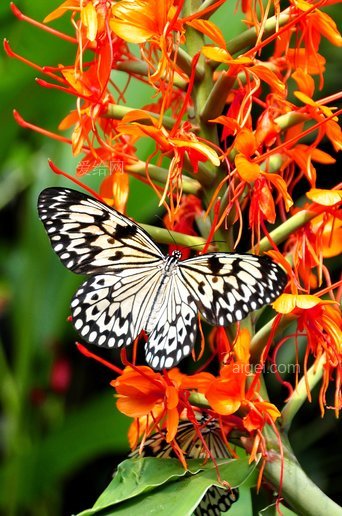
[38,187,287,370]
[130,415,239,515]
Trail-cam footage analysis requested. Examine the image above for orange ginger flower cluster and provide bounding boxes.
[6,0,342,485]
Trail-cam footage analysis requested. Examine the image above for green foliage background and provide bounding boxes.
[0,2,341,515]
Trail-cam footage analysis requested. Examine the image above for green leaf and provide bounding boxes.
[76,457,257,516]
[228,486,252,515]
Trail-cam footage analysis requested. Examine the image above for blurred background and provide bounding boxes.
[0,2,341,515]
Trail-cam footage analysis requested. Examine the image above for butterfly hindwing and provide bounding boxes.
[38,187,163,275]
[195,485,239,516]
[71,266,165,348]
[178,253,287,326]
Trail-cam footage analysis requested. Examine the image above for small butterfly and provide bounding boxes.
[130,415,239,515]
[38,187,287,370]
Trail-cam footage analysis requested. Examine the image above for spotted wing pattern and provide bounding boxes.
[195,485,239,516]
[178,253,287,326]
[130,416,239,515]
[71,267,164,350]
[38,187,163,274]
[70,268,198,369]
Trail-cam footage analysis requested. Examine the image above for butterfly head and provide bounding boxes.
[171,249,182,260]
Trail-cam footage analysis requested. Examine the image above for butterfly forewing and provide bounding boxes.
[38,188,163,275]
[178,253,287,326]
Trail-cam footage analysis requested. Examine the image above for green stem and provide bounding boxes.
[188,392,210,408]
[182,155,216,186]
[174,46,204,80]
[275,112,308,132]
[262,433,342,516]
[201,73,236,123]
[117,60,188,90]
[250,315,295,361]
[183,0,230,250]
[105,104,175,130]
[226,11,291,56]
[184,0,219,147]
[126,161,201,195]
[201,11,292,118]
[258,209,320,252]
[116,60,147,76]
[281,354,325,431]
[191,393,342,514]
[140,223,210,249]
[256,374,270,402]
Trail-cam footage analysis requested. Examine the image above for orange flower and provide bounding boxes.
[45,0,128,51]
[44,0,83,24]
[284,200,341,290]
[286,144,336,188]
[208,326,232,361]
[211,90,251,141]
[117,112,219,168]
[273,4,342,88]
[273,294,342,415]
[292,68,315,98]
[234,134,293,217]
[112,366,183,442]
[42,0,137,195]
[202,46,284,96]
[206,329,281,430]
[112,364,223,448]
[117,111,219,219]
[206,363,247,415]
[243,401,282,432]
[57,53,115,155]
[233,128,293,247]
[178,371,215,394]
[294,92,338,122]
[100,168,129,213]
[306,188,342,208]
[110,0,178,44]
[286,48,326,83]
[109,0,186,90]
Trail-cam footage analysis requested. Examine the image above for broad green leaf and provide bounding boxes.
[77,457,257,515]
[229,486,252,515]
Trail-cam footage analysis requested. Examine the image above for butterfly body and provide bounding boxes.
[38,187,287,370]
